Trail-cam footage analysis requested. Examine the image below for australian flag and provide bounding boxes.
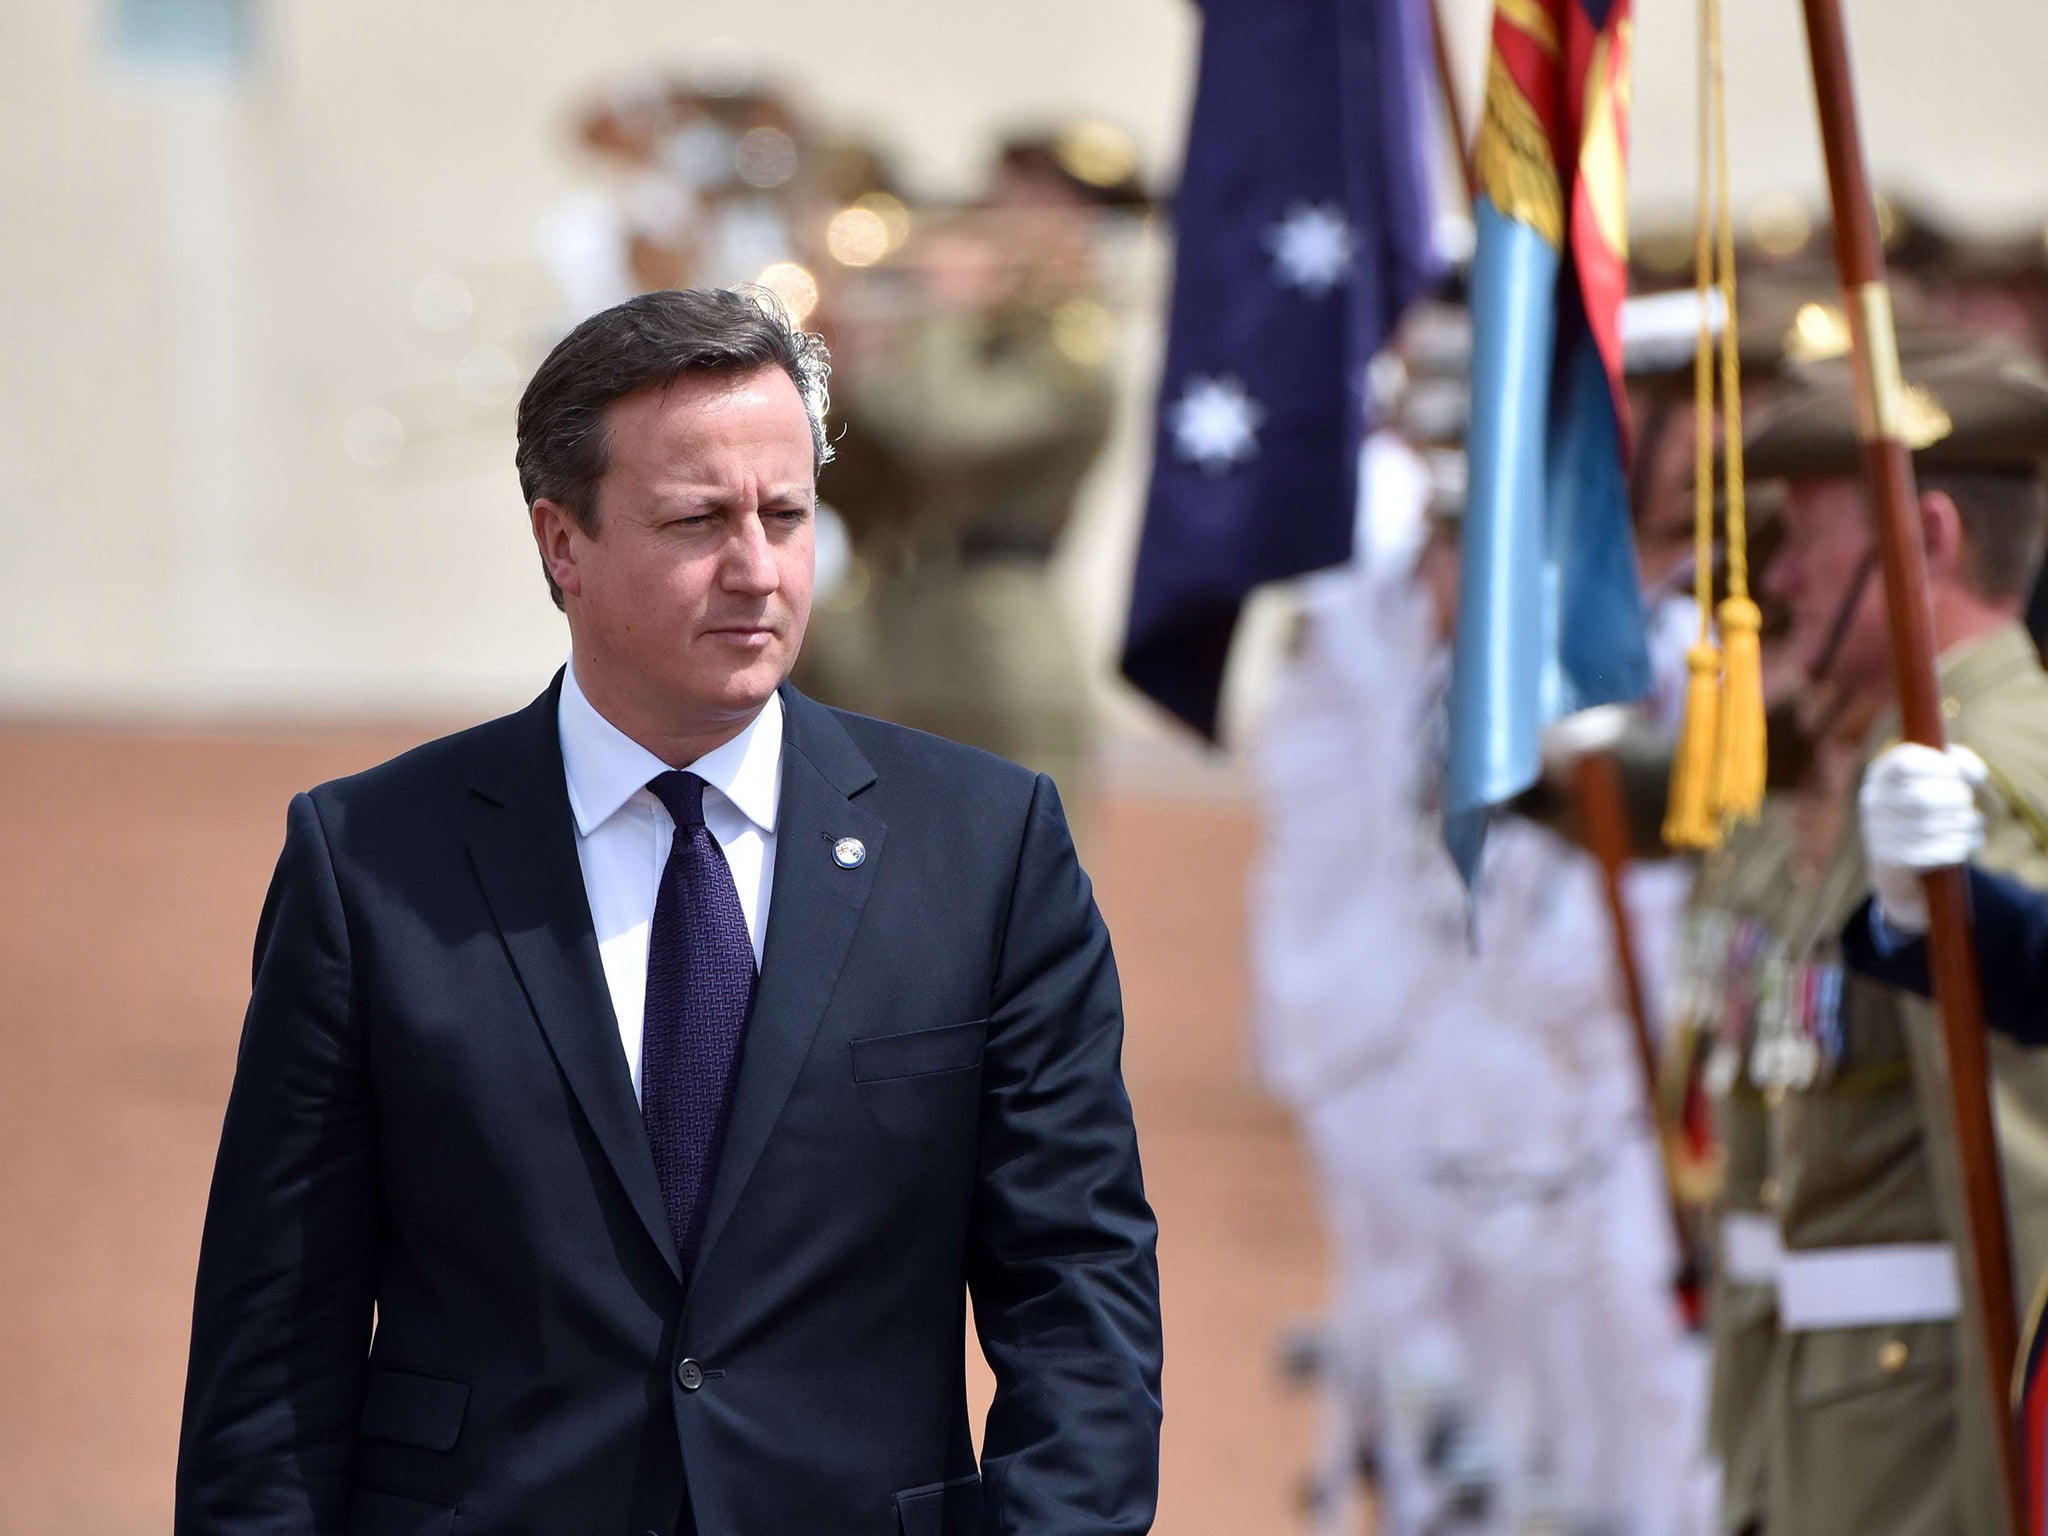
[1121,0,1443,741]
[1442,0,1651,883]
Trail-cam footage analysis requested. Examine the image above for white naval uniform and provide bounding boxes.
[1254,549,1708,1536]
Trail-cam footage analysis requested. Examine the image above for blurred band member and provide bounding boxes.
[1255,341,1699,1533]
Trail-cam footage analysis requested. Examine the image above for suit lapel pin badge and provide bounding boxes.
[830,835,866,870]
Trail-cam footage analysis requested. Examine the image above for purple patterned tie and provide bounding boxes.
[641,771,758,1280]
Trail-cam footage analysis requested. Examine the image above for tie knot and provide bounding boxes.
[647,770,708,829]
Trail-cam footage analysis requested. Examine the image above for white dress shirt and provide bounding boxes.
[557,659,783,1101]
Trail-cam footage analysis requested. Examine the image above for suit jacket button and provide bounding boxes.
[676,1358,705,1391]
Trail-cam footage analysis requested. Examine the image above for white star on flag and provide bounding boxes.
[1169,376,1264,473]
[1265,203,1355,297]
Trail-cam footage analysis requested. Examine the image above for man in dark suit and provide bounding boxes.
[176,288,1162,1536]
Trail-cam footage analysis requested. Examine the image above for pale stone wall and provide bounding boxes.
[4,0,2042,726]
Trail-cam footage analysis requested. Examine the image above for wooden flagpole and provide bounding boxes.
[1573,750,1695,1274]
[1797,1,2024,1528]
[1427,0,1477,204]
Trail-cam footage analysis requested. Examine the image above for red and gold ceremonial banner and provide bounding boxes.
[1444,0,1649,882]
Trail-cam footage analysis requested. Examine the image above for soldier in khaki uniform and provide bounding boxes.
[1660,660,1837,1536]
[1669,797,1803,1536]
[1745,336,2048,1536]
[798,128,1139,794]
[804,296,1114,786]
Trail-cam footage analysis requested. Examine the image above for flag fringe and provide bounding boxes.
[1476,54,1565,246]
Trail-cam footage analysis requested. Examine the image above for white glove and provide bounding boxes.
[1539,704,1632,774]
[1858,742,1988,934]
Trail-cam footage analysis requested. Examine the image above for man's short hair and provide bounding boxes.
[1922,469,2048,603]
[515,287,833,607]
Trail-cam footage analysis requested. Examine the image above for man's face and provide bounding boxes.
[1761,476,1889,697]
[545,364,816,729]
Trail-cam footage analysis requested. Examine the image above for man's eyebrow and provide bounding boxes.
[649,490,728,513]
[653,484,815,511]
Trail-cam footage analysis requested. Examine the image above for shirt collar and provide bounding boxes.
[558,660,784,838]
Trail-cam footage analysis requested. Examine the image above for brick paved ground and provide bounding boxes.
[0,723,1328,1534]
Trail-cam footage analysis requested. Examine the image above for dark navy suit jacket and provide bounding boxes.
[1842,866,2048,1047]
[176,678,1162,1536]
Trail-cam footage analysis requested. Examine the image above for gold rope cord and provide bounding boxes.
[1707,0,1764,821]
[1663,0,1726,850]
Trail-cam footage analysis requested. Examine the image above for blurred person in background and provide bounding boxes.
[1536,276,1849,1536]
[794,122,1142,798]
[543,71,1137,803]
[539,72,824,318]
[1739,335,2048,1536]
[1668,799,1797,1536]
[1254,301,1700,1536]
[176,288,1161,1536]
[1541,271,1822,845]
[1660,638,1828,1536]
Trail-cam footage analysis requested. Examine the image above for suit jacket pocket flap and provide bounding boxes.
[359,1368,470,1451]
[853,1019,987,1083]
[350,1485,456,1536]
[895,1472,982,1536]
[1792,1319,1953,1407]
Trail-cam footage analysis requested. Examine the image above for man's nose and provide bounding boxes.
[720,514,780,594]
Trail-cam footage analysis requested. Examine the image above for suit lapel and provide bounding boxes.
[690,687,883,1290]
[464,674,682,1283]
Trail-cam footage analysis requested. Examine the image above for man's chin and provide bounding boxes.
[697,654,793,716]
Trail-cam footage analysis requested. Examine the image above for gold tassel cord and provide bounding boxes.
[1714,595,1766,815]
[1665,641,1726,848]
[1706,0,1764,820]
[1665,0,1760,846]
[1663,0,1726,851]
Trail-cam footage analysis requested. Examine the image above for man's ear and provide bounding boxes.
[1919,488,1966,585]
[531,499,584,601]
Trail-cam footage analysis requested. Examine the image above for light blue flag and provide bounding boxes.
[1443,199,1652,887]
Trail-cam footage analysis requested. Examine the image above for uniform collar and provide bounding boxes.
[1859,621,2042,759]
[1937,620,2041,701]
[558,658,784,838]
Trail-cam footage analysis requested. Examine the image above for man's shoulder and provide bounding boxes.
[302,694,543,830]
[1950,629,2048,750]
[1953,662,2048,800]
[1938,646,2048,883]
[796,694,1046,804]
